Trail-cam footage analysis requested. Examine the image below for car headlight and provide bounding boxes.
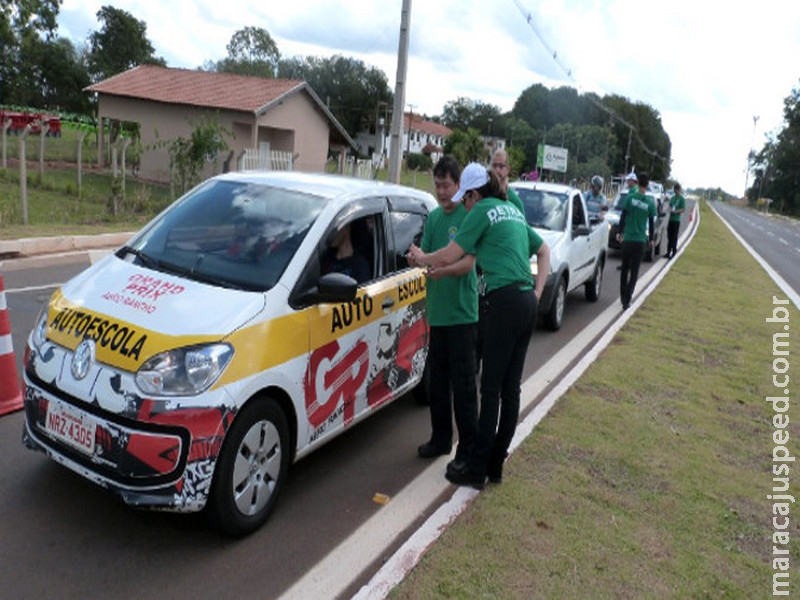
[136,343,234,396]
[31,301,50,349]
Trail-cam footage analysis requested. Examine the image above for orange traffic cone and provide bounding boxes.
[0,275,23,417]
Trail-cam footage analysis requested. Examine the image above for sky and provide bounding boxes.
[56,0,800,195]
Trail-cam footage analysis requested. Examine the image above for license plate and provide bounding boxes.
[45,401,96,455]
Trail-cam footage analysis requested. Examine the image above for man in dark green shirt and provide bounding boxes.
[666,183,686,259]
[411,156,479,463]
[617,171,655,309]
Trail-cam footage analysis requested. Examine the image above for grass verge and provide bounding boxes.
[390,201,800,598]
[0,163,433,240]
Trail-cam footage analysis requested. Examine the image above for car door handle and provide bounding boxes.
[382,297,395,311]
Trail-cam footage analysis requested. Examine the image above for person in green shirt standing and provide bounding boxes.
[490,148,525,215]
[666,183,686,259]
[409,156,479,464]
[409,163,550,489]
[616,171,656,310]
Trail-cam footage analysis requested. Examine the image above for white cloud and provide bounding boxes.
[57,0,800,195]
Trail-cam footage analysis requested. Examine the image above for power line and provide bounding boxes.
[511,0,667,166]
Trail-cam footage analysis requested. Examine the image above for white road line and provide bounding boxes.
[4,283,62,294]
[710,204,800,310]
[780,238,789,245]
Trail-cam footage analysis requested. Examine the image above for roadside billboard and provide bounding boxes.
[537,143,568,173]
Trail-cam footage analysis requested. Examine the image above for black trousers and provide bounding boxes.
[468,285,537,478]
[620,240,645,307]
[666,220,680,257]
[426,324,478,460]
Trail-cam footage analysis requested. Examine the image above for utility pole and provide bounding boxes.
[623,126,633,174]
[406,103,416,160]
[743,115,759,201]
[388,0,411,183]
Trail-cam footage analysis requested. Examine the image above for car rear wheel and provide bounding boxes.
[545,276,567,331]
[585,261,603,302]
[207,396,290,536]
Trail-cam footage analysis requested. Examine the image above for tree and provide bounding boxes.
[443,128,483,167]
[35,37,92,113]
[278,54,393,137]
[441,97,503,136]
[0,0,61,105]
[753,82,800,214]
[158,114,231,194]
[212,26,280,78]
[86,6,164,82]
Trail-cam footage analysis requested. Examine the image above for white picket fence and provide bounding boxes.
[239,148,294,171]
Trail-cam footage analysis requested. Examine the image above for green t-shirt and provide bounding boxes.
[454,197,543,294]
[622,190,656,243]
[506,186,525,217]
[421,203,478,326]
[669,193,686,222]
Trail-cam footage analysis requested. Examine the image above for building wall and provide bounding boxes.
[96,91,333,184]
[254,96,330,173]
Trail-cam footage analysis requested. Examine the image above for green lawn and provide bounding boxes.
[0,162,434,240]
[391,201,799,598]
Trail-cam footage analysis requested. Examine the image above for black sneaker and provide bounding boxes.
[486,471,502,484]
[417,442,451,458]
[446,459,468,476]
[445,466,485,490]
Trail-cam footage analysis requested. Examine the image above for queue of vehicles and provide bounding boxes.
[18,169,668,534]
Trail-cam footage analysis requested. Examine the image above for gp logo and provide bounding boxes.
[304,338,369,428]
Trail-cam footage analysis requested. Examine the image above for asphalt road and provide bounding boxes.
[0,211,691,600]
[711,201,800,296]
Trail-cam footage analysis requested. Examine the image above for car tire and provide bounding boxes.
[207,396,290,536]
[545,276,567,331]
[584,260,603,302]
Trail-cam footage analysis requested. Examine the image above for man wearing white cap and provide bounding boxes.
[625,169,638,190]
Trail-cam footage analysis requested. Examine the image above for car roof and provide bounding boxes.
[509,180,578,195]
[210,170,435,207]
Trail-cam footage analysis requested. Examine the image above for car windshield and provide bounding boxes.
[513,188,568,231]
[120,180,327,291]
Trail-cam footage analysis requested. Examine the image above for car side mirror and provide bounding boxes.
[316,272,358,303]
[289,271,358,308]
[574,224,591,237]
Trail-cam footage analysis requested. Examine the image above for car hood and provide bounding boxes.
[533,229,564,249]
[45,255,266,369]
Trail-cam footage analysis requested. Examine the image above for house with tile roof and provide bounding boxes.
[354,112,452,166]
[86,65,357,183]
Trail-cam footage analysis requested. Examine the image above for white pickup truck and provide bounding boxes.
[509,181,609,330]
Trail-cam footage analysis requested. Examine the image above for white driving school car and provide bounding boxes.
[22,171,436,535]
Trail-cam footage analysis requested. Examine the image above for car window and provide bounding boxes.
[513,187,568,231]
[125,180,326,291]
[321,214,382,284]
[389,210,426,272]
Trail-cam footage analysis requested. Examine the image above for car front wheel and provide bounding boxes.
[207,396,290,536]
